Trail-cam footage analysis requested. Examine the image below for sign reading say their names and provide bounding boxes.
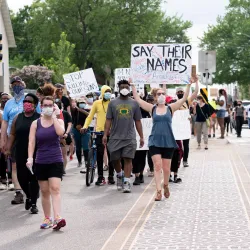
[136,118,152,150]
[63,68,99,98]
[131,44,192,85]
[172,110,191,140]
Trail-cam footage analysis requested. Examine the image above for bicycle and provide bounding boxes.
[86,131,103,186]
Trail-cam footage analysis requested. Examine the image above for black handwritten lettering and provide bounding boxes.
[185,45,192,59]
[179,59,187,73]
[132,46,140,57]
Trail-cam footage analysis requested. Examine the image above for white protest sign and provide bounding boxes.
[131,44,192,85]
[136,118,152,150]
[63,68,99,98]
[172,110,191,140]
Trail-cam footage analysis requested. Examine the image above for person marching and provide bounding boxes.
[28,96,66,230]
[6,93,40,214]
[131,79,194,201]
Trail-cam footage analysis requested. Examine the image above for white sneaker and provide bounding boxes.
[0,183,7,190]
[117,176,123,191]
[123,180,131,193]
[8,184,15,191]
[148,171,154,177]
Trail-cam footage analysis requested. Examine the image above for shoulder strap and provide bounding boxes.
[168,105,172,115]
[152,105,157,114]
[199,105,208,119]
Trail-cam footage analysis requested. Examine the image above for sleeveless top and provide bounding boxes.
[15,112,40,161]
[148,105,178,149]
[35,118,63,164]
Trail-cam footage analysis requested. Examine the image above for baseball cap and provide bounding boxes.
[165,96,173,104]
[55,83,65,89]
[176,87,184,93]
[10,76,22,85]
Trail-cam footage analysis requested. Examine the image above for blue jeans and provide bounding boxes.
[217,109,226,118]
[72,128,90,164]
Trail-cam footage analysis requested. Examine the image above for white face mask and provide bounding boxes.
[157,95,165,105]
[120,88,130,96]
[42,107,54,116]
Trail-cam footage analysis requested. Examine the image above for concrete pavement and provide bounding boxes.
[1,131,250,250]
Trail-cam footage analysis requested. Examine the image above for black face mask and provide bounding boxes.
[177,94,184,99]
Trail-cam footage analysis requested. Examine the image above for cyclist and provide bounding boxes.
[103,80,144,193]
[81,85,115,186]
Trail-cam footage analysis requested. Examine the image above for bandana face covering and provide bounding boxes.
[23,102,35,113]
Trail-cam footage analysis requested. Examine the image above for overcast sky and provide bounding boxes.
[7,0,229,64]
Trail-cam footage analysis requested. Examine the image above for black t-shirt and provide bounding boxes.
[61,96,70,111]
[196,104,210,122]
[62,110,72,131]
[140,107,151,118]
[71,108,87,128]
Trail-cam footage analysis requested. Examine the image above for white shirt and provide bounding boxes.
[247,105,250,118]
[217,95,226,110]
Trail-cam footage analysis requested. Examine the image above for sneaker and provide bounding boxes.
[108,176,115,185]
[183,161,189,167]
[123,181,131,193]
[133,176,141,186]
[117,176,123,191]
[40,217,53,229]
[95,176,106,186]
[30,205,38,214]
[8,183,15,191]
[25,199,32,210]
[174,176,182,183]
[80,167,86,174]
[213,134,215,138]
[11,192,24,205]
[103,165,108,171]
[77,162,82,168]
[139,174,144,183]
[169,175,173,182]
[148,171,154,177]
[0,183,7,190]
[52,216,66,230]
[208,134,211,138]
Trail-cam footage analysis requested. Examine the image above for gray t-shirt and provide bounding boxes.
[106,97,142,140]
[235,106,245,117]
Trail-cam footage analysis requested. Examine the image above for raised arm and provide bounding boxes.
[131,85,153,113]
[189,76,199,102]
[170,84,192,113]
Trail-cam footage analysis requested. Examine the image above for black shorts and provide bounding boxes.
[34,162,64,181]
[65,135,72,145]
[149,146,175,159]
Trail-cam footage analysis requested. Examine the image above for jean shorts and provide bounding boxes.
[217,110,226,118]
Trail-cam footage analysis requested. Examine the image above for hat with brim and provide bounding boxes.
[10,76,22,85]
[176,87,184,93]
[55,83,65,89]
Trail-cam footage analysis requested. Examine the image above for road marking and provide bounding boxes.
[100,178,155,250]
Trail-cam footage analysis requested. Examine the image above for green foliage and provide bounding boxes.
[200,0,250,88]
[43,32,79,83]
[10,0,192,80]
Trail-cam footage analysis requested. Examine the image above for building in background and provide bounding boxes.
[0,0,16,93]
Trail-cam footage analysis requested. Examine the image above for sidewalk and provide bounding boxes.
[105,137,250,250]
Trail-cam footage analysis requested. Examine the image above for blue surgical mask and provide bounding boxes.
[79,103,86,109]
[87,97,93,104]
[104,92,111,100]
[13,85,24,95]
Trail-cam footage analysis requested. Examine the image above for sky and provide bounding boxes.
[7,0,229,65]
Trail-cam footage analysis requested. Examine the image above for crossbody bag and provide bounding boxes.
[199,105,210,127]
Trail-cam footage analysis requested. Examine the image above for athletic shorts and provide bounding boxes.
[108,141,137,162]
[34,162,64,181]
[149,146,175,159]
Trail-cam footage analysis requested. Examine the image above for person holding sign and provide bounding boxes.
[131,78,194,201]
[103,80,144,193]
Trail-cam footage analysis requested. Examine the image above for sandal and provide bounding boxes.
[163,184,170,198]
[155,190,162,201]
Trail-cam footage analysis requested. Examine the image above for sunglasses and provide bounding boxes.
[23,100,34,104]
[157,93,166,96]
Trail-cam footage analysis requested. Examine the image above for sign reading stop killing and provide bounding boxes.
[63,68,99,98]
[131,44,192,85]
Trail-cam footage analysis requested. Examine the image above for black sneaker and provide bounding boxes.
[183,162,189,167]
[30,205,38,214]
[174,177,182,183]
[208,134,211,138]
[25,198,32,210]
[11,192,24,205]
[213,134,215,138]
[139,174,144,184]
[133,176,141,185]
[108,176,115,185]
[95,177,106,186]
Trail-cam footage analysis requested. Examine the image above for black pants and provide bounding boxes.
[96,135,114,178]
[171,149,179,173]
[16,159,39,204]
[182,139,189,162]
[147,151,154,172]
[132,150,147,174]
[0,153,11,181]
[236,116,244,136]
[224,117,230,133]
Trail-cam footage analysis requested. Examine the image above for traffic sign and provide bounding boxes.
[198,50,216,73]
[202,72,212,85]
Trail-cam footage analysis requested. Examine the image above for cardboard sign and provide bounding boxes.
[136,118,152,150]
[63,68,99,98]
[131,44,192,85]
[114,68,130,91]
[172,110,191,140]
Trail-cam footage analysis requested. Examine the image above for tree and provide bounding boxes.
[200,0,250,90]
[43,32,79,83]
[11,65,54,89]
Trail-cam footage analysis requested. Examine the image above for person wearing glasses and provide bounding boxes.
[27,96,66,230]
[131,79,193,201]
[55,83,71,114]
[1,77,40,205]
[6,93,40,214]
